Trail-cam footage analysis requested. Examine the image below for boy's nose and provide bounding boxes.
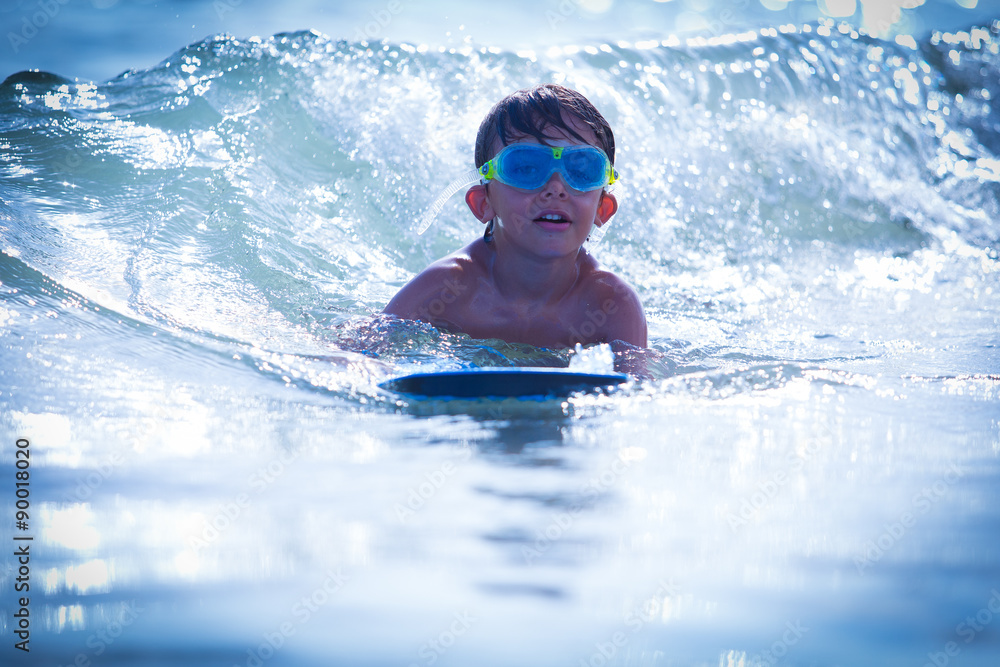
[540,171,569,196]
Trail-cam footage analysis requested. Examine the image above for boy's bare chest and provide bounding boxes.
[453,287,600,349]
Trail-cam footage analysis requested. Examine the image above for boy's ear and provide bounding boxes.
[594,191,618,227]
[465,185,494,223]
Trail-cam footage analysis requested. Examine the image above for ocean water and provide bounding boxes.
[2,9,1000,667]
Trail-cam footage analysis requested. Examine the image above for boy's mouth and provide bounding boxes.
[534,212,572,230]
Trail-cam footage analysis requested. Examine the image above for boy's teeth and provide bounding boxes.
[540,214,566,221]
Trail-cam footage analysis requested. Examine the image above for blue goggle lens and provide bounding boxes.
[480,144,617,192]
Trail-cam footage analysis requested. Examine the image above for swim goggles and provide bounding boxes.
[480,144,618,192]
[416,144,619,235]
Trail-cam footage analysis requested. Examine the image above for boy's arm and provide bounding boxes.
[598,278,647,349]
[591,276,648,377]
[383,263,467,327]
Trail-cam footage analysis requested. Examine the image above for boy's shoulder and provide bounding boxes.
[382,242,483,321]
[577,254,641,307]
[412,241,487,290]
[575,255,647,347]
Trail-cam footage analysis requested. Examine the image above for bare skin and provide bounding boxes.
[384,122,647,353]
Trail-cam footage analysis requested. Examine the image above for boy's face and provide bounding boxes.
[465,116,617,259]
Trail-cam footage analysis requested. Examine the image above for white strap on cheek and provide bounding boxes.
[416,169,483,235]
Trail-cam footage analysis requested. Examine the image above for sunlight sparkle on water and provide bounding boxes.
[64,559,112,594]
[43,505,101,550]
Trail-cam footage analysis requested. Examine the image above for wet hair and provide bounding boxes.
[474,84,615,168]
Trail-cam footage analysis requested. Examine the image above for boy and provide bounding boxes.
[384,84,646,354]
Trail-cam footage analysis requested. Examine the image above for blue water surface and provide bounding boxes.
[1,1,999,666]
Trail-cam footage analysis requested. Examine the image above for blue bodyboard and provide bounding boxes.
[381,367,628,399]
